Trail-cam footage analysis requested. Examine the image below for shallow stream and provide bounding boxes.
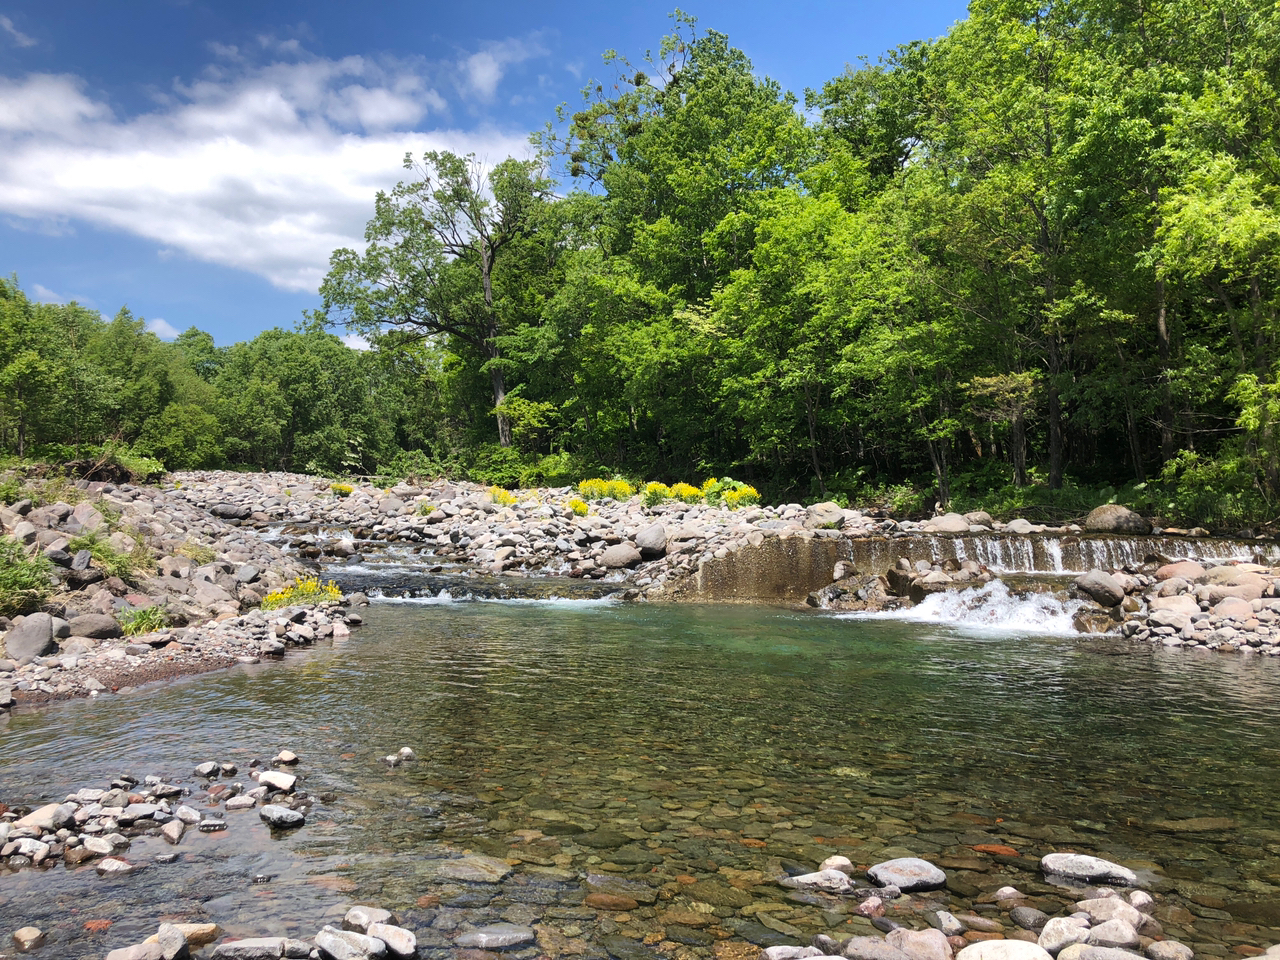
[3,595,1280,958]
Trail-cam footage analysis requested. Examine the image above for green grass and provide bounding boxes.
[67,532,147,581]
[0,537,53,618]
[119,605,170,636]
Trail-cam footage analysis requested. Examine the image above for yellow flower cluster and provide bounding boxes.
[489,485,518,506]
[669,482,704,504]
[643,482,671,506]
[262,576,343,610]
[577,478,634,501]
[330,482,354,498]
[723,486,761,509]
[566,497,589,516]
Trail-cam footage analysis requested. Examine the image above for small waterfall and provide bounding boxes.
[846,532,1280,576]
[839,580,1086,635]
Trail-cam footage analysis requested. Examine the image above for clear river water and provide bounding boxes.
[3,594,1280,959]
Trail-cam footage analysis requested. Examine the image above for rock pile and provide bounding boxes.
[0,602,361,708]
[765,851,1206,960]
[1072,560,1280,654]
[91,903,418,960]
[0,753,308,875]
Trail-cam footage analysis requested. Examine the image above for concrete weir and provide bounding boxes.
[669,530,1280,605]
[669,533,852,603]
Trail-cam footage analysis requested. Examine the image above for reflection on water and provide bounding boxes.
[3,601,1280,957]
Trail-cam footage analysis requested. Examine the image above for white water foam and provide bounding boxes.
[370,589,616,609]
[837,580,1085,636]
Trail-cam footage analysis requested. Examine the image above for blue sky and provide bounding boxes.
[0,1,968,346]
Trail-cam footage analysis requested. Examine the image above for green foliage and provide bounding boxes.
[375,448,443,486]
[261,575,343,610]
[700,476,760,508]
[1155,450,1270,530]
[119,604,170,636]
[469,444,529,488]
[0,536,53,618]
[416,501,435,516]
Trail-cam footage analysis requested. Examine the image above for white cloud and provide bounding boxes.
[0,14,35,48]
[30,282,94,306]
[340,332,371,351]
[0,45,538,294]
[460,36,548,101]
[146,317,181,340]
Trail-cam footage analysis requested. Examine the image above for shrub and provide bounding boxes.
[566,497,589,516]
[330,482,354,498]
[0,537,53,617]
[702,476,760,508]
[642,482,672,506]
[670,482,703,504]
[489,485,517,506]
[722,485,761,510]
[469,444,528,488]
[261,575,343,610]
[120,605,169,636]
[604,478,634,500]
[578,478,609,499]
[416,501,436,516]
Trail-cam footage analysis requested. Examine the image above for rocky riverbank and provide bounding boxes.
[5,471,1280,714]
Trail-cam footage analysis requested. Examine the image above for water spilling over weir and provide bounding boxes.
[844,531,1280,576]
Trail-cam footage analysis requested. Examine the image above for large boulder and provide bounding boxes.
[600,543,642,569]
[4,612,58,664]
[209,503,250,521]
[69,613,123,639]
[1083,504,1151,534]
[1075,570,1124,607]
[634,523,668,559]
[804,502,845,530]
[64,502,105,535]
[924,513,971,534]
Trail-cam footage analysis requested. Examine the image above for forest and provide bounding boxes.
[2,0,1279,529]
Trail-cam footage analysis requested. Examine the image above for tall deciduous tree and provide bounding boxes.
[321,151,554,447]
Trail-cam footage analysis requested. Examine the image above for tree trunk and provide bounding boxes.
[490,363,512,448]
[1047,335,1063,490]
[1010,415,1027,487]
[803,383,826,496]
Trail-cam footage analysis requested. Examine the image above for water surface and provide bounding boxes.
[3,599,1280,957]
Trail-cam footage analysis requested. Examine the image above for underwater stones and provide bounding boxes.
[842,936,914,960]
[584,873,659,905]
[868,857,947,892]
[887,927,954,960]
[1041,854,1138,886]
[437,854,512,883]
[454,923,536,949]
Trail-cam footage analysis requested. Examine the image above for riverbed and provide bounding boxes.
[3,597,1280,958]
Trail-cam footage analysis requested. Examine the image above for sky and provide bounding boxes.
[0,0,969,346]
